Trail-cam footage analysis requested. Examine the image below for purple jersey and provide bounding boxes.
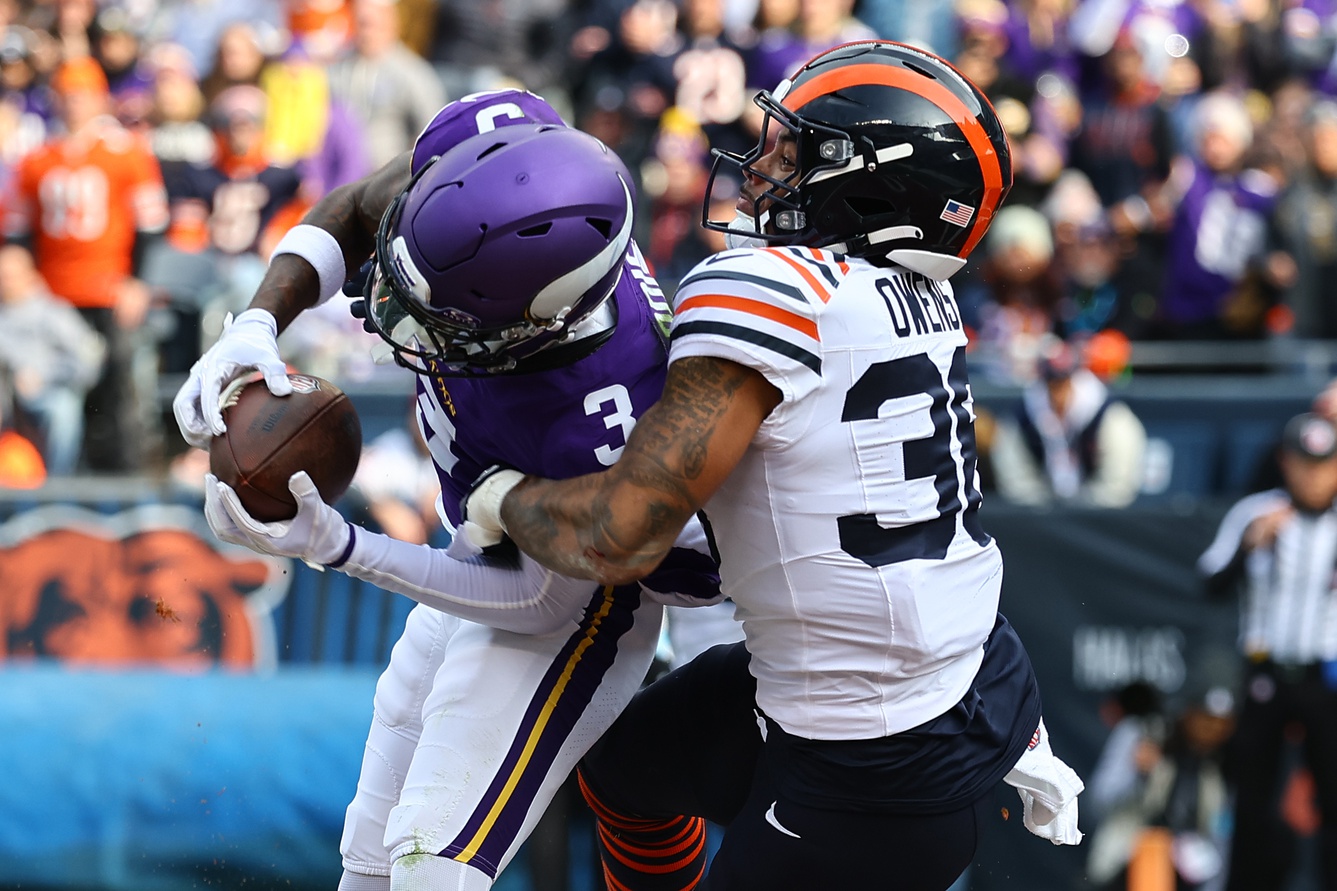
[420,252,670,528]
[1161,161,1278,325]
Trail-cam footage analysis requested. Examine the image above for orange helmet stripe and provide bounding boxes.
[782,62,1005,258]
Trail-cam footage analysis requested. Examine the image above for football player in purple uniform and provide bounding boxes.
[173,91,722,891]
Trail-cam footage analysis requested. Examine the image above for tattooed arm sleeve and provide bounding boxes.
[499,356,781,584]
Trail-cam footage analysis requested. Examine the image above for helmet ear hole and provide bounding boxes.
[586,217,613,238]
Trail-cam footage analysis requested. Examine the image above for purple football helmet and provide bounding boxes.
[367,123,635,375]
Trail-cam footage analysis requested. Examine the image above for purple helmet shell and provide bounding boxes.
[411,89,567,173]
[369,123,636,375]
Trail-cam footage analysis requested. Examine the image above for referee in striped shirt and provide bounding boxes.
[1199,411,1337,891]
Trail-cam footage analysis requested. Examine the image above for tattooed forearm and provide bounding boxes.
[636,357,750,481]
[500,356,777,584]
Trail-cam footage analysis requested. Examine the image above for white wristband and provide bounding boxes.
[270,224,346,306]
[465,468,526,537]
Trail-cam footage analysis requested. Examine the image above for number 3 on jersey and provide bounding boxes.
[585,384,635,465]
[838,346,989,567]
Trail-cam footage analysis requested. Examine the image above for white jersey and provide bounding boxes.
[670,246,1002,740]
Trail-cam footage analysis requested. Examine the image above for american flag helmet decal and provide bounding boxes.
[939,199,975,227]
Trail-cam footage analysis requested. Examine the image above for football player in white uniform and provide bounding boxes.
[173,94,723,891]
[464,41,1084,890]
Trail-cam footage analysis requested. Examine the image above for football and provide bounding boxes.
[209,372,363,522]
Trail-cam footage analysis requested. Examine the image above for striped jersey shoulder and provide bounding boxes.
[670,247,847,377]
[673,245,849,311]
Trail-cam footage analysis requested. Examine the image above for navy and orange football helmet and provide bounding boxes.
[704,40,1013,280]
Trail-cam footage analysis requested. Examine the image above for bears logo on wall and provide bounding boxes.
[0,505,289,668]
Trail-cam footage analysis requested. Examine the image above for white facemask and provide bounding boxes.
[724,210,770,251]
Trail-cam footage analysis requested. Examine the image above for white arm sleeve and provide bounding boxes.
[340,526,602,635]
[337,514,722,633]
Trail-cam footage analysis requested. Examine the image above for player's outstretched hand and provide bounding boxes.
[205,470,352,568]
[461,464,525,549]
[173,308,293,448]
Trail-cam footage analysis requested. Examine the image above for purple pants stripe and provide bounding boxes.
[438,583,642,875]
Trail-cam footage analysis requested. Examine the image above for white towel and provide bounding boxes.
[1003,718,1085,845]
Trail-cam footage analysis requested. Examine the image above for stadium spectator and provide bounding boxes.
[201,85,305,259]
[1257,78,1316,183]
[1188,0,1289,98]
[1001,0,1080,86]
[1067,0,1204,92]
[429,0,574,101]
[739,0,876,149]
[285,0,355,64]
[148,84,305,375]
[989,335,1148,508]
[93,5,153,130]
[0,243,104,476]
[1156,90,1280,340]
[573,0,681,152]
[573,84,650,207]
[3,56,168,472]
[158,2,283,83]
[1199,410,1337,891]
[1281,0,1337,95]
[1264,97,1337,339]
[35,0,97,64]
[668,0,749,154]
[1086,681,1168,826]
[641,106,714,289]
[737,0,801,89]
[198,20,274,106]
[1084,672,1236,891]
[147,43,213,213]
[260,28,371,200]
[1070,27,1175,220]
[327,0,445,171]
[950,0,1077,208]
[959,202,1064,380]
[1043,169,1147,338]
[0,26,53,167]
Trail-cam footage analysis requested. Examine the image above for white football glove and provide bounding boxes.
[205,470,352,568]
[460,465,526,549]
[173,308,293,448]
[1003,718,1085,845]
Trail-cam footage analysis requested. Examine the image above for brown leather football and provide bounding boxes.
[209,372,362,522]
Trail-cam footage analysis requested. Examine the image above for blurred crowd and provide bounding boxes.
[0,0,1334,484]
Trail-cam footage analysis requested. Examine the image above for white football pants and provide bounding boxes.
[339,586,663,889]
